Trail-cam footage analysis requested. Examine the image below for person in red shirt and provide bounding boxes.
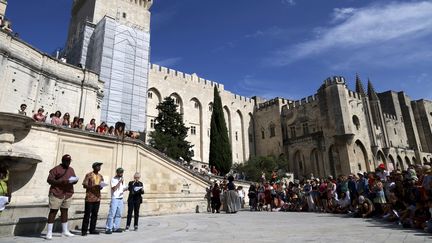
[33,108,46,122]
[45,154,78,240]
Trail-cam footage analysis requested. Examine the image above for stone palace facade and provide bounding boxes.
[1,0,432,177]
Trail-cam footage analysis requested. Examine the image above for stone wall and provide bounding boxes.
[0,121,209,236]
[147,64,256,163]
[0,30,103,122]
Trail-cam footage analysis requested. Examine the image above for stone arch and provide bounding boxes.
[328,145,342,177]
[405,156,411,168]
[293,150,305,177]
[352,115,360,130]
[388,155,395,172]
[353,140,369,173]
[146,87,162,135]
[169,92,183,114]
[423,157,428,164]
[397,156,404,170]
[232,110,246,163]
[310,149,322,178]
[412,156,417,165]
[248,113,255,157]
[377,150,386,167]
[223,106,232,143]
[189,97,203,161]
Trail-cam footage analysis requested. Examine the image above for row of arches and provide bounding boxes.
[147,87,252,163]
[292,140,370,178]
[291,137,432,178]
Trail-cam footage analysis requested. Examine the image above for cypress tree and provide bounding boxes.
[149,97,194,162]
[209,86,232,175]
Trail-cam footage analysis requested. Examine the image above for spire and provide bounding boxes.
[367,78,379,101]
[355,73,366,96]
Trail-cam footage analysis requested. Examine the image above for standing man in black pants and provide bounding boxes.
[125,172,144,231]
[81,162,104,236]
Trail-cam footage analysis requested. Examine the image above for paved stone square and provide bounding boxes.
[2,211,431,243]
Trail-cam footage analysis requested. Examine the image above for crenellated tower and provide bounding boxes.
[63,0,153,132]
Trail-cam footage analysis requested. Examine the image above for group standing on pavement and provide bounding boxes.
[44,154,145,239]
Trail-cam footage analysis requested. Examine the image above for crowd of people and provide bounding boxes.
[18,104,139,139]
[205,176,245,214]
[246,163,432,233]
[44,154,144,239]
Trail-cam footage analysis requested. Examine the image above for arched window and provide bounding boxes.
[352,115,360,130]
[269,123,276,137]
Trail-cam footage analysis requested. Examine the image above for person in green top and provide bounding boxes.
[0,164,11,213]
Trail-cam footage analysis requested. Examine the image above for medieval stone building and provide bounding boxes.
[253,75,432,178]
[1,0,431,177]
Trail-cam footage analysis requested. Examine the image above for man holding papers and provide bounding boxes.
[105,167,128,234]
[125,172,144,231]
[81,162,105,236]
[46,154,78,240]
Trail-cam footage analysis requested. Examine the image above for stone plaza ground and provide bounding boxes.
[2,211,431,243]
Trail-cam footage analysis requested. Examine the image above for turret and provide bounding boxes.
[367,79,379,101]
[355,73,366,97]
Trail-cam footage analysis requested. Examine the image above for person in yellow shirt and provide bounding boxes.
[81,162,104,236]
[0,164,11,214]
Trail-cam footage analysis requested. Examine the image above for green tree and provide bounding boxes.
[209,86,232,175]
[235,156,289,182]
[149,97,194,162]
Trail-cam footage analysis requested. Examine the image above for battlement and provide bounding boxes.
[347,90,363,100]
[121,0,153,9]
[287,94,319,109]
[322,76,346,87]
[150,64,254,104]
[383,113,397,121]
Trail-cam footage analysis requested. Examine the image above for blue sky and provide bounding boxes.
[5,0,432,101]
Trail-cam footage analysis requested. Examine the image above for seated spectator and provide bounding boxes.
[62,113,71,128]
[115,122,126,137]
[45,113,54,124]
[96,122,108,134]
[85,118,96,132]
[77,118,84,130]
[333,192,351,214]
[107,126,115,136]
[357,195,374,218]
[71,116,79,128]
[18,104,27,115]
[33,108,46,122]
[51,110,62,126]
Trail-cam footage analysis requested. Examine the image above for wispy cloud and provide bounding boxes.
[331,8,356,23]
[245,26,300,39]
[235,75,300,100]
[153,57,183,67]
[212,41,236,53]
[281,0,296,6]
[267,1,432,66]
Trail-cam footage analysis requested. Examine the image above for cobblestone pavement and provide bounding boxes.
[2,211,431,243]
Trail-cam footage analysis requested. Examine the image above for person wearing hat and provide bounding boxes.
[45,154,78,240]
[81,162,104,236]
[105,167,127,234]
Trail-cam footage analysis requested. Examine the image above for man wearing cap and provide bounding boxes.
[46,154,78,240]
[81,162,104,236]
[105,167,127,234]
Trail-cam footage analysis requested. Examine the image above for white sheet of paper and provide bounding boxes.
[0,196,9,211]
[100,182,108,188]
[68,176,79,183]
[134,186,143,192]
